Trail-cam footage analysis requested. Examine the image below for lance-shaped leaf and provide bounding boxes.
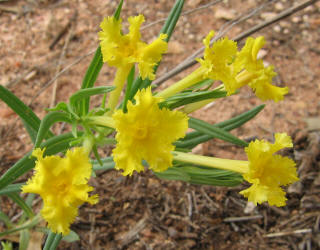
[0,85,53,143]
[188,117,248,147]
[176,105,265,148]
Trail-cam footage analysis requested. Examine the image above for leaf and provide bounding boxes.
[43,231,63,250]
[0,85,53,143]
[34,112,72,148]
[162,89,227,109]
[19,230,30,250]
[0,214,41,237]
[188,117,248,147]
[122,65,135,112]
[155,165,243,187]
[62,231,80,243]
[176,105,265,148]
[0,183,23,195]
[78,47,104,116]
[0,210,12,228]
[7,193,34,219]
[69,86,115,113]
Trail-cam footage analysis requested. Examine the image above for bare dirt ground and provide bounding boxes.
[0,0,320,249]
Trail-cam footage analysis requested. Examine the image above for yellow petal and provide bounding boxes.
[248,66,289,102]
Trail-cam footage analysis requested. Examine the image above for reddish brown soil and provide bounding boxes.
[0,0,320,249]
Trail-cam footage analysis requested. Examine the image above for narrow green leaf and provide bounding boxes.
[156,165,243,187]
[19,229,30,250]
[0,85,53,142]
[176,105,265,148]
[0,214,41,237]
[0,132,80,190]
[34,112,72,148]
[0,211,12,228]
[188,117,248,147]
[114,0,124,20]
[0,183,23,195]
[43,232,62,250]
[62,231,80,243]
[92,157,115,172]
[154,167,191,182]
[122,65,135,112]
[162,89,227,109]
[70,86,115,112]
[7,193,34,218]
[79,47,104,116]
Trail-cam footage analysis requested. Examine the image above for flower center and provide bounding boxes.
[57,181,70,196]
[133,124,148,139]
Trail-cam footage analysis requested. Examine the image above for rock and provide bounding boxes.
[292,16,302,23]
[260,12,277,20]
[273,25,281,33]
[257,49,268,59]
[275,2,284,11]
[167,41,184,54]
[304,117,320,131]
[215,8,236,20]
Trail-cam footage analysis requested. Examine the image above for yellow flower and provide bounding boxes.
[99,15,168,80]
[196,31,288,101]
[22,148,98,235]
[112,87,188,176]
[240,133,299,206]
[197,30,240,95]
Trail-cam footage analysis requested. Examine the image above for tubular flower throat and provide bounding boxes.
[99,14,168,80]
[112,87,189,176]
[22,148,98,235]
[197,30,288,102]
[240,133,299,207]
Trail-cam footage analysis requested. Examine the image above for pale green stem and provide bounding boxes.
[181,98,214,114]
[82,136,94,155]
[156,67,206,99]
[235,70,256,88]
[173,151,249,174]
[88,116,115,129]
[107,65,132,114]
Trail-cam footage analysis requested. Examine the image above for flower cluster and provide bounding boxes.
[198,31,289,101]
[21,12,299,238]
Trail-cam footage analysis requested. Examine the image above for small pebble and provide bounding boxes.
[275,2,284,11]
[273,25,281,33]
[283,28,290,34]
[292,16,302,23]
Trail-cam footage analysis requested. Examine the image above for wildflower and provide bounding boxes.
[99,14,168,112]
[172,133,298,207]
[240,133,298,206]
[22,148,98,235]
[99,15,167,80]
[112,87,188,176]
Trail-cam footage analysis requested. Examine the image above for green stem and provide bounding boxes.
[173,151,249,174]
[88,116,115,129]
[156,67,205,99]
[107,65,133,114]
